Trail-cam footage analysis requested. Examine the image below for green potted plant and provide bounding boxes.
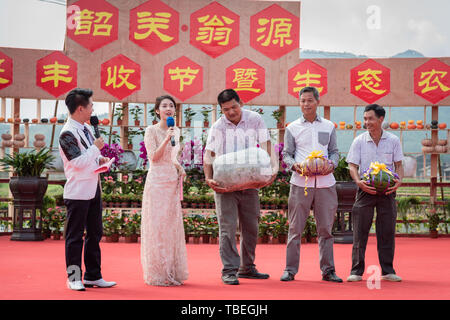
[47,206,66,240]
[149,107,158,125]
[258,214,271,243]
[122,211,140,243]
[183,107,196,127]
[397,196,421,234]
[208,215,219,244]
[427,206,441,238]
[201,106,211,127]
[103,210,123,242]
[41,195,56,238]
[130,105,143,126]
[303,215,317,243]
[190,214,203,244]
[272,108,284,128]
[272,212,289,244]
[183,215,193,243]
[0,148,55,241]
[114,104,124,126]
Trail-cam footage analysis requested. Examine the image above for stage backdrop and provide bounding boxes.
[0,0,449,106]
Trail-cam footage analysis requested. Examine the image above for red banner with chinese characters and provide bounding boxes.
[67,0,119,52]
[288,59,327,99]
[190,1,240,58]
[36,51,77,98]
[226,58,265,102]
[350,59,390,104]
[250,4,299,60]
[129,0,179,55]
[0,50,13,91]
[101,54,141,100]
[164,56,203,101]
[414,58,450,104]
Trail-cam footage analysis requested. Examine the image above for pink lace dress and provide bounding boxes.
[140,125,188,286]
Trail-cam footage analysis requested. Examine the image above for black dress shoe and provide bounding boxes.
[237,268,269,279]
[280,271,295,281]
[322,271,343,283]
[222,274,239,285]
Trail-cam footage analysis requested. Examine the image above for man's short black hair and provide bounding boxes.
[299,86,320,101]
[217,89,241,107]
[364,104,385,118]
[65,88,93,115]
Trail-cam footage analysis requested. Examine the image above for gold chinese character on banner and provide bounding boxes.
[134,11,174,42]
[169,67,199,92]
[196,14,235,46]
[418,69,449,94]
[40,61,72,88]
[256,18,293,47]
[106,65,137,90]
[232,68,260,93]
[293,70,323,93]
[75,9,113,36]
[0,59,9,84]
[354,68,387,95]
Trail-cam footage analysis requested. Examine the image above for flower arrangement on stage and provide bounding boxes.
[103,210,123,236]
[47,206,66,235]
[183,107,196,124]
[180,138,204,170]
[139,141,148,167]
[121,210,141,237]
[274,143,288,174]
[101,143,124,170]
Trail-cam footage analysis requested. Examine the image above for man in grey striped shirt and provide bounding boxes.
[280,86,343,283]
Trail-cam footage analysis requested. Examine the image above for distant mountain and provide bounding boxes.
[300,49,425,59]
[300,49,368,59]
[391,49,425,58]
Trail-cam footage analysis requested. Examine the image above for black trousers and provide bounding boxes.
[350,189,397,276]
[64,184,103,281]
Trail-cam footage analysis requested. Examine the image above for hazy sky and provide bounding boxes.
[0,0,449,117]
[1,0,448,56]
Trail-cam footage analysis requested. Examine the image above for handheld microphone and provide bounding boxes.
[90,116,100,138]
[166,116,175,146]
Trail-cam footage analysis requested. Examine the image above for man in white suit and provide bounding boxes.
[59,88,116,291]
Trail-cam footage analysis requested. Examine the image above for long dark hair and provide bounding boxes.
[155,95,177,119]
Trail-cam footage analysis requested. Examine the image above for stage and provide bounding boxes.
[1,236,449,300]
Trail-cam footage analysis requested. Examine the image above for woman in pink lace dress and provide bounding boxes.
[141,95,188,286]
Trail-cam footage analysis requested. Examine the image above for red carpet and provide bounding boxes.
[0,236,449,300]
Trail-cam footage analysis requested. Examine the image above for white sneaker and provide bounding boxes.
[83,278,117,288]
[381,274,402,282]
[346,275,363,282]
[67,280,85,291]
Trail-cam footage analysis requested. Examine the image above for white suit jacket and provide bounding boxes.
[58,118,103,200]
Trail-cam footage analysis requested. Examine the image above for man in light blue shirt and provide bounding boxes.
[346,104,404,283]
